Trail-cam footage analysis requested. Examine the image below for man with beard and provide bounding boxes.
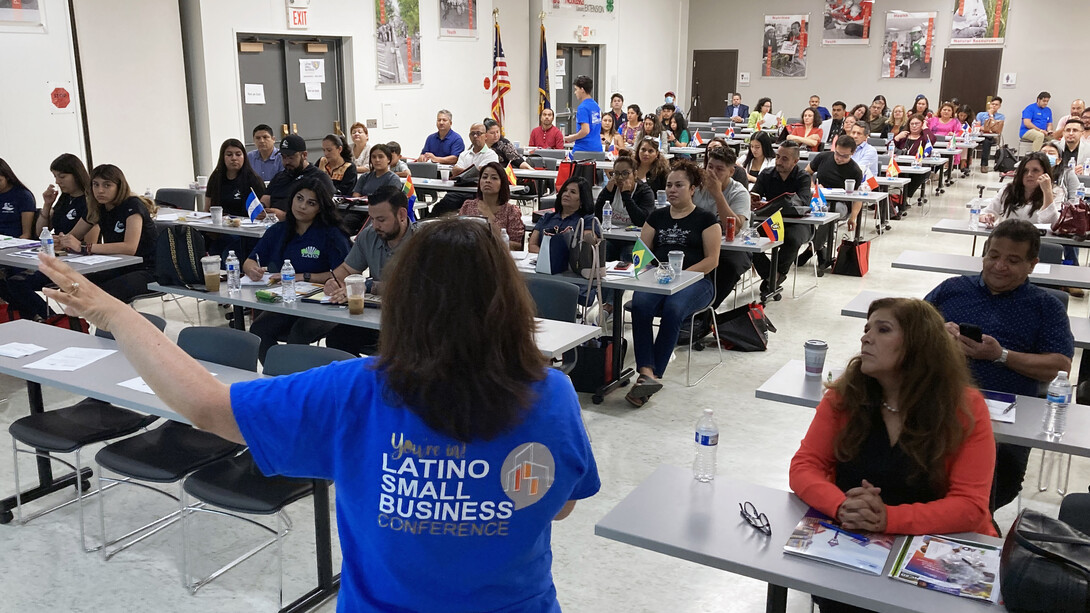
[262,134,335,220]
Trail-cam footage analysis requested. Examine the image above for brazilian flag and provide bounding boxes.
[630,237,656,275]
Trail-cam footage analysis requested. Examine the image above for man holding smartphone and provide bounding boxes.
[925,219,1074,513]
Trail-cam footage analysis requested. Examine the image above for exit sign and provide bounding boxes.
[288,7,308,29]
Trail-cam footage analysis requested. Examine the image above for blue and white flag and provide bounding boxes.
[923,138,934,158]
[246,189,265,222]
[565,149,575,161]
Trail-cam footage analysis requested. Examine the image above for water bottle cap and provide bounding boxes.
[704,408,713,415]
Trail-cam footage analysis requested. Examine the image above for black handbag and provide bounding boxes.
[833,237,870,277]
[569,338,627,393]
[155,224,206,287]
[1000,509,1090,612]
[752,191,810,219]
[715,302,776,351]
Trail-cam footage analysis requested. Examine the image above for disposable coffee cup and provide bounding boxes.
[804,340,828,377]
[345,274,367,315]
[210,206,223,225]
[439,168,451,181]
[668,250,684,277]
[513,141,520,150]
[197,175,209,189]
[201,255,221,292]
[844,179,856,194]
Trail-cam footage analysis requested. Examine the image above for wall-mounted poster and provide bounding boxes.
[822,0,873,45]
[0,0,44,31]
[438,0,476,39]
[951,0,1009,45]
[376,0,422,85]
[761,15,809,78]
[880,11,935,79]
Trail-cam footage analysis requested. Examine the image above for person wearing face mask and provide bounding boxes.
[1042,141,1084,281]
[655,91,685,123]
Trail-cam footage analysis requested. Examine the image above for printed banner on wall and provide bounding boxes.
[880,11,935,79]
[439,0,476,39]
[951,0,1009,45]
[376,0,422,85]
[550,0,614,17]
[822,0,873,45]
[762,15,809,78]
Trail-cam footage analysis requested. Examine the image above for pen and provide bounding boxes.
[818,521,870,544]
[1003,401,1016,414]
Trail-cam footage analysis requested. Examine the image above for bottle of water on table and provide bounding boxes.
[693,408,719,482]
[1044,371,1071,438]
[602,200,613,230]
[281,259,296,304]
[499,227,510,246]
[969,200,981,230]
[226,250,241,293]
[39,227,54,257]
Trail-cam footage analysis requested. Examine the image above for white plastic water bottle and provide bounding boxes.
[1044,371,1072,437]
[144,188,154,200]
[1070,158,1077,171]
[693,408,719,482]
[969,201,981,230]
[602,200,613,230]
[1078,184,1086,202]
[39,227,54,257]
[499,227,510,246]
[281,259,296,304]
[226,250,241,293]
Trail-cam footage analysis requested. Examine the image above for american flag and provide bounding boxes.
[491,21,511,135]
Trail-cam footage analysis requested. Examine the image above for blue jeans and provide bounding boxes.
[1064,245,1079,265]
[631,277,714,378]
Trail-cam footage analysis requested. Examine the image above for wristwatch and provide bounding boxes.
[303,272,311,283]
[994,347,1009,365]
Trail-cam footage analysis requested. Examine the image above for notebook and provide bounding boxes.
[783,508,897,575]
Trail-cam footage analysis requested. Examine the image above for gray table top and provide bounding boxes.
[892,250,1090,289]
[0,247,143,274]
[595,464,1003,613]
[515,254,705,296]
[0,320,261,423]
[819,189,888,204]
[757,359,1090,457]
[784,211,842,227]
[154,216,268,239]
[146,282,599,359]
[882,166,931,176]
[602,228,782,253]
[876,177,911,187]
[411,178,528,194]
[932,218,1085,247]
[894,156,948,168]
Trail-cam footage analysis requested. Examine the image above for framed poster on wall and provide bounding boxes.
[376,0,422,85]
[438,0,476,39]
[880,11,936,79]
[951,0,1009,45]
[762,14,809,78]
[0,0,45,33]
[822,0,873,45]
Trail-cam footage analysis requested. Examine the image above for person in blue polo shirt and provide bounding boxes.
[1020,91,1053,152]
[247,124,284,182]
[925,219,1073,512]
[564,75,604,153]
[419,109,465,165]
[0,158,37,238]
[242,177,350,362]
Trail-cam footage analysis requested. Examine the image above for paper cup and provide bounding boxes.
[197,175,209,189]
[345,274,367,315]
[804,340,828,377]
[201,255,221,292]
[844,179,856,194]
[668,250,684,277]
[439,168,451,181]
[210,206,223,225]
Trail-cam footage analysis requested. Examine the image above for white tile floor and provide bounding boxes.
[0,169,1086,612]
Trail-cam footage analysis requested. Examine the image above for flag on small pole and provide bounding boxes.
[491,11,511,136]
[692,131,704,146]
[402,176,418,223]
[923,138,934,157]
[630,236,656,275]
[758,210,783,241]
[245,189,265,222]
[537,21,550,116]
[887,157,901,177]
[504,162,518,185]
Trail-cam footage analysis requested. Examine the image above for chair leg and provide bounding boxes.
[1059,454,1073,496]
[11,437,23,525]
[686,307,724,387]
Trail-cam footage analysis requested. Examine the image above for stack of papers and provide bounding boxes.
[605,261,636,277]
[23,347,116,371]
[67,255,121,265]
[0,236,44,249]
[783,508,897,575]
[267,281,324,297]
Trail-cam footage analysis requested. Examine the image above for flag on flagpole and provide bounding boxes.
[886,157,901,177]
[630,236,656,275]
[402,176,418,222]
[537,23,550,116]
[865,174,880,191]
[245,189,265,222]
[565,149,575,161]
[758,210,783,241]
[491,19,511,136]
[726,126,735,139]
[923,138,934,157]
[504,162,518,185]
[607,142,618,155]
[915,146,924,165]
[692,131,704,146]
[810,187,827,212]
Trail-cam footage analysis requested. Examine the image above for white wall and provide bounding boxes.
[687,0,1090,146]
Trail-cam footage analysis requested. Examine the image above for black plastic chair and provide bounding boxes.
[92,326,257,560]
[406,161,439,179]
[525,276,580,375]
[7,312,167,552]
[1059,493,1090,535]
[154,188,199,211]
[180,344,352,601]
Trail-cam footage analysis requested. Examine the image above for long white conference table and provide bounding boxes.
[595,464,1003,613]
[892,249,1090,289]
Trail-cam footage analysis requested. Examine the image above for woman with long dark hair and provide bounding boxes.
[633,137,671,192]
[37,153,91,236]
[979,152,1059,225]
[0,158,36,238]
[34,217,599,611]
[748,97,775,130]
[459,161,525,250]
[740,131,775,183]
[205,138,266,215]
[783,107,823,151]
[242,177,350,362]
[621,104,643,147]
[317,133,358,196]
[528,175,597,254]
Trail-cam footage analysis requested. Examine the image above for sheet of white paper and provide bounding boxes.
[155,212,182,222]
[299,58,325,83]
[1034,224,1052,232]
[188,211,212,219]
[304,82,322,101]
[7,249,41,259]
[119,373,217,395]
[0,237,43,249]
[1033,263,1051,275]
[244,83,266,104]
[241,273,273,286]
[0,342,47,358]
[986,399,1016,424]
[24,347,116,371]
[66,255,121,265]
[922,540,955,560]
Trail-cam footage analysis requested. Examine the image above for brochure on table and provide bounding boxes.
[783,508,897,575]
[888,534,1002,604]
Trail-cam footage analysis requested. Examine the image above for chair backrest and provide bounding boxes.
[1041,285,1070,309]
[524,276,579,323]
[263,344,355,376]
[407,162,439,179]
[1079,175,1090,188]
[796,160,809,173]
[177,326,261,372]
[573,151,606,162]
[1039,243,1065,265]
[877,154,891,166]
[95,312,167,340]
[1059,493,1090,535]
[537,149,567,160]
[867,137,887,147]
[538,157,559,170]
[155,188,200,211]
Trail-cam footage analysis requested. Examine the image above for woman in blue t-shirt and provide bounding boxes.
[242,177,351,362]
[0,158,37,238]
[626,161,721,407]
[36,217,600,613]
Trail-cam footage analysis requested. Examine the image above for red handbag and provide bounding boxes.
[833,238,871,277]
[1051,202,1090,239]
[0,303,90,333]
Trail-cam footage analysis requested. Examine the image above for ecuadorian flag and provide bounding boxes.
[630,236,655,275]
[246,189,265,222]
[758,210,783,241]
[402,176,418,222]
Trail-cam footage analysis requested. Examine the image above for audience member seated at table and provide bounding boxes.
[595,152,655,241]
[726,93,749,124]
[621,104,643,147]
[1051,98,1085,140]
[1059,118,1089,169]
[849,123,879,178]
[953,104,975,175]
[262,135,335,222]
[349,122,370,174]
[871,95,889,119]
[747,98,777,131]
[242,178,351,363]
[1020,91,1053,153]
[316,134,358,197]
[694,146,750,310]
[529,176,598,256]
[0,158,37,238]
[246,124,284,182]
[1041,141,1083,277]
[928,102,962,165]
[419,109,465,165]
[925,219,1073,512]
[625,162,719,408]
[882,104,908,140]
[706,138,750,187]
[321,186,416,356]
[459,162,525,251]
[979,152,1060,226]
[977,98,1005,172]
[740,131,776,183]
[893,114,936,202]
[634,137,670,193]
[848,103,868,125]
[782,107,823,152]
[37,153,89,237]
[789,299,998,598]
[840,115,858,139]
[665,114,691,148]
[205,138,267,216]
[430,123,499,218]
[529,107,565,150]
[822,101,847,148]
[33,216,599,613]
[483,119,531,171]
[751,142,813,295]
[386,141,410,178]
[564,75,603,153]
[606,92,625,129]
[600,113,626,152]
[861,100,887,136]
[633,113,661,145]
[910,95,931,119]
[657,103,679,134]
[809,94,830,121]
[345,143,403,234]
[807,135,864,267]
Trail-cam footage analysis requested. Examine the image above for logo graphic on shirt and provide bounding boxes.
[67,208,78,220]
[113,221,125,234]
[500,442,555,510]
[300,246,320,259]
[232,189,241,201]
[1,203,12,213]
[657,223,691,248]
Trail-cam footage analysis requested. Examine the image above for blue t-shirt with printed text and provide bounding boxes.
[247,221,350,274]
[0,185,35,237]
[230,360,600,612]
[573,98,603,152]
[1020,103,1053,138]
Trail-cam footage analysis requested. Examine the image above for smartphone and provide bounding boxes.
[615,261,631,270]
[959,323,983,343]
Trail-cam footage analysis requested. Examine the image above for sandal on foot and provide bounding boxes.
[629,375,664,399]
[625,391,647,408]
